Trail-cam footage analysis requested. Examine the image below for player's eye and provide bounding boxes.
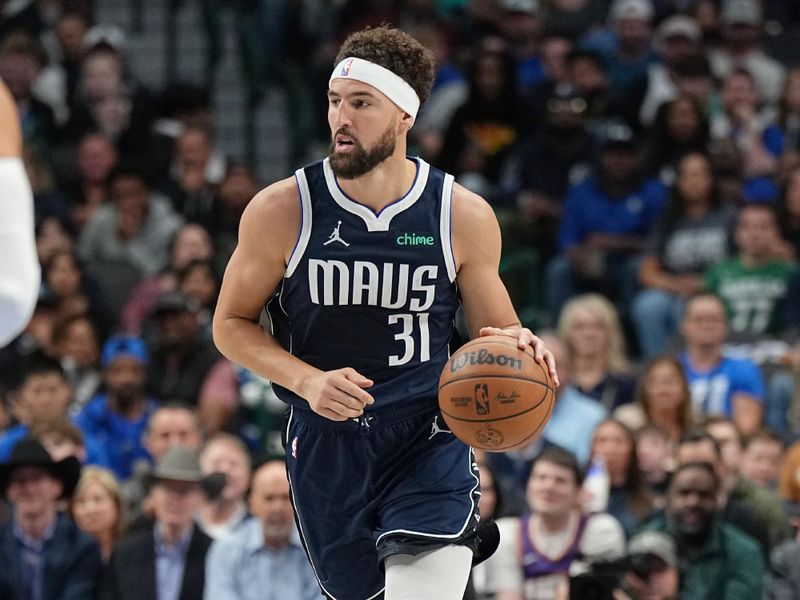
[329,98,341,107]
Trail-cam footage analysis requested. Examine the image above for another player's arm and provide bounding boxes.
[212,180,373,421]
[0,79,39,346]
[451,184,558,386]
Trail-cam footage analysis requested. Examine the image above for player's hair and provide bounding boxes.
[334,25,435,106]
[530,445,584,487]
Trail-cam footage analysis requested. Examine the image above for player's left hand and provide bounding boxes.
[479,326,560,387]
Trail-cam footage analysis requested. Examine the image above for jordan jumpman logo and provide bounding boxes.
[324,220,350,246]
[428,416,452,440]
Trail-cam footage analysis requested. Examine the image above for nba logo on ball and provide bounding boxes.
[438,336,555,451]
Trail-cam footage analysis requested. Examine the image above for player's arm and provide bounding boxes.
[212,180,373,421]
[0,79,40,346]
[451,184,558,385]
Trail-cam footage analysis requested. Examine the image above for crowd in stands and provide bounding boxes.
[2,0,800,598]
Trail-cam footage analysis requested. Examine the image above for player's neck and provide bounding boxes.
[336,152,417,213]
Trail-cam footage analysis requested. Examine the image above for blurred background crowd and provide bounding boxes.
[2,0,800,598]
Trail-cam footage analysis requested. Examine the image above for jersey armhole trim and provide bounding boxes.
[440,173,457,282]
[286,168,313,278]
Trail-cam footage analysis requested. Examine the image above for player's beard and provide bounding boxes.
[329,120,396,179]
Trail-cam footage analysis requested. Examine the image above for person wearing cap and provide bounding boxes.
[146,290,225,409]
[640,15,703,126]
[0,437,102,599]
[204,459,320,599]
[709,0,785,102]
[213,24,559,600]
[103,446,213,600]
[75,335,159,481]
[583,0,657,109]
[617,531,679,600]
[544,119,668,322]
[642,461,764,599]
[498,0,545,92]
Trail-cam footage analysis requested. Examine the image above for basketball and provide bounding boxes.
[438,335,555,451]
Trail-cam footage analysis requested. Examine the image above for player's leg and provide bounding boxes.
[384,544,473,600]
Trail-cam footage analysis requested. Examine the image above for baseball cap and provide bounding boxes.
[609,0,654,22]
[628,531,677,566]
[151,291,199,316]
[501,0,539,13]
[722,0,762,25]
[596,120,638,151]
[102,335,148,367]
[657,15,701,44]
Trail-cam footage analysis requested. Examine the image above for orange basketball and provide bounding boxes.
[438,335,555,451]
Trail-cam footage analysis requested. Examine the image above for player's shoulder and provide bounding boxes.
[450,181,497,227]
[245,176,300,218]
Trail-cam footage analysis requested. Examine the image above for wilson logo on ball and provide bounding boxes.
[448,349,523,373]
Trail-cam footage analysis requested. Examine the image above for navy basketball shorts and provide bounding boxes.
[284,399,481,600]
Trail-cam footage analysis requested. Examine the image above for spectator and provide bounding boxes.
[678,291,764,434]
[75,335,159,481]
[767,66,800,158]
[542,0,605,42]
[632,152,734,358]
[211,162,258,268]
[557,293,636,411]
[51,314,102,414]
[677,428,784,554]
[177,259,219,334]
[120,223,215,336]
[615,356,694,445]
[204,460,321,599]
[68,132,118,232]
[643,461,764,599]
[740,429,784,488]
[497,0,544,94]
[766,507,800,599]
[78,162,184,277]
[489,446,625,600]
[589,419,655,538]
[704,203,796,340]
[160,126,223,231]
[0,354,108,467]
[470,458,511,597]
[70,466,125,562]
[103,446,212,600]
[146,290,224,406]
[614,530,680,600]
[708,0,785,105]
[545,121,668,321]
[65,42,154,159]
[643,95,710,186]
[640,16,704,127]
[0,29,57,149]
[437,37,523,197]
[31,418,90,464]
[197,434,251,540]
[634,424,674,507]
[0,437,102,599]
[122,402,204,526]
[704,417,789,548]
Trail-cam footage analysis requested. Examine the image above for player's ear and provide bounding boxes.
[399,110,415,132]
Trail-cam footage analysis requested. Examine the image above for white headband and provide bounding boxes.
[330,57,420,122]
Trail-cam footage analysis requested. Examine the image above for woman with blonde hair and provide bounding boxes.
[557,293,636,411]
[614,356,694,445]
[70,466,126,562]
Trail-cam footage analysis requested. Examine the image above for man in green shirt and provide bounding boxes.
[644,461,764,600]
[704,203,795,339]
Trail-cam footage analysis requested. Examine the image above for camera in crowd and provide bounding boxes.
[569,532,678,600]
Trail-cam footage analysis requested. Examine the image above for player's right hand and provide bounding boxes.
[300,368,374,421]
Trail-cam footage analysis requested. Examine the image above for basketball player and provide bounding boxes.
[0,79,39,346]
[213,26,558,600]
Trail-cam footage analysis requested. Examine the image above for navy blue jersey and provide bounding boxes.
[270,157,460,411]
